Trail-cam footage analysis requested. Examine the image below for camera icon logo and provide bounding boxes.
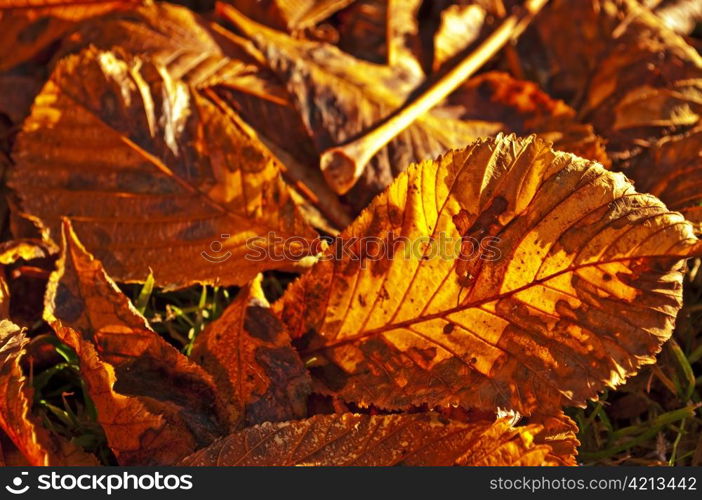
[201,234,232,263]
[5,471,29,495]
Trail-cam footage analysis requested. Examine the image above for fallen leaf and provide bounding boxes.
[62,2,270,88]
[9,46,317,288]
[180,413,564,466]
[0,319,98,465]
[191,274,311,429]
[277,135,699,414]
[626,128,702,229]
[44,220,226,465]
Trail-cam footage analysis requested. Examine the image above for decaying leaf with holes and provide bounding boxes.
[0,320,98,465]
[180,413,568,466]
[191,274,311,430]
[9,46,317,289]
[44,221,226,465]
[277,135,700,415]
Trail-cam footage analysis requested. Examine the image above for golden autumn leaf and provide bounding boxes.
[44,220,226,465]
[191,274,311,429]
[8,46,317,288]
[0,319,99,465]
[529,411,580,466]
[0,0,141,71]
[180,413,566,466]
[277,135,700,415]
[56,1,351,231]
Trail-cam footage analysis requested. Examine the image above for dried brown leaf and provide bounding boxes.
[191,274,311,429]
[0,319,98,465]
[0,0,141,71]
[517,0,702,228]
[44,220,226,465]
[180,413,565,466]
[9,46,317,288]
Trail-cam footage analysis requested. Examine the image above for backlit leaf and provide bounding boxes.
[277,135,700,414]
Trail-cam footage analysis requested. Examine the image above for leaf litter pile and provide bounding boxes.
[1,0,702,467]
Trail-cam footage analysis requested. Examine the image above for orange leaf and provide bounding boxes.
[44,220,226,465]
[529,411,580,466]
[180,413,565,466]
[191,274,311,429]
[277,135,700,414]
[0,320,98,465]
[9,46,317,288]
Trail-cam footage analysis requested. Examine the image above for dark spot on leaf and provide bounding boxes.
[115,169,182,195]
[309,361,348,392]
[53,282,85,323]
[245,346,311,426]
[18,17,51,44]
[176,220,216,242]
[244,306,283,342]
[443,323,455,334]
[66,172,98,190]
